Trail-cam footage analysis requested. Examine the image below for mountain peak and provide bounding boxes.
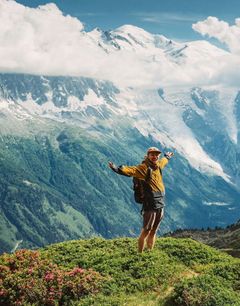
[115,24,150,35]
[114,24,153,42]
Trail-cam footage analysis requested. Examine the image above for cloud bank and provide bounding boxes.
[0,0,240,89]
[193,16,240,54]
[0,0,104,75]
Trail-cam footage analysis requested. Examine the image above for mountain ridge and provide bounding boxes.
[165,219,240,257]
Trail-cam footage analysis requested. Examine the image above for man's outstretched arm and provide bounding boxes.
[158,152,174,170]
[108,162,131,176]
[108,161,146,179]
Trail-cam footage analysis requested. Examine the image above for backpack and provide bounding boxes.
[115,163,162,204]
[132,167,163,204]
[132,167,152,204]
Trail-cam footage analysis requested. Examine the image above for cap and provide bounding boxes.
[147,147,162,155]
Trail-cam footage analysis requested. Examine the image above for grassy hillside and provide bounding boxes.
[166,220,240,258]
[1,237,240,305]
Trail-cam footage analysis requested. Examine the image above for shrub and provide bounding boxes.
[0,249,105,305]
[172,274,240,306]
[40,238,240,304]
[42,238,186,295]
[207,262,240,290]
[157,238,231,267]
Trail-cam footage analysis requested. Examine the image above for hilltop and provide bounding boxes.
[1,237,240,305]
[166,220,240,257]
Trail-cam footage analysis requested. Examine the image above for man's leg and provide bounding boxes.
[146,228,161,250]
[146,208,164,250]
[138,228,150,253]
[138,210,156,253]
[146,230,157,250]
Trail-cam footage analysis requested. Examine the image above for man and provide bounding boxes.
[108,147,173,253]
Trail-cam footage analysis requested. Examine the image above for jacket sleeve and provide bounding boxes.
[158,157,169,170]
[118,164,146,179]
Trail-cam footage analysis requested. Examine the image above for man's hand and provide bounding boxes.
[108,161,114,169]
[108,161,118,171]
[164,152,174,160]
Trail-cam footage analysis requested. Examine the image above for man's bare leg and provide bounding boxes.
[138,228,150,253]
[146,230,157,250]
[146,209,164,250]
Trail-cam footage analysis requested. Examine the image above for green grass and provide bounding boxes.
[39,237,240,305]
[1,237,239,305]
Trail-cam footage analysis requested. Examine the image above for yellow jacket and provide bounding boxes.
[120,157,168,193]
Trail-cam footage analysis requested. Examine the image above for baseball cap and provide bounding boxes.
[147,147,162,155]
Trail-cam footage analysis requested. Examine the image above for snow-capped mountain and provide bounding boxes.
[89,24,227,61]
[0,25,240,252]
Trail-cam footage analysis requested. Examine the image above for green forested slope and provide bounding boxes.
[1,119,240,254]
[0,121,158,253]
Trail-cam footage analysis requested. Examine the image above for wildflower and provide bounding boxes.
[44,272,55,281]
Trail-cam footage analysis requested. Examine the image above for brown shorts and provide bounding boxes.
[143,208,164,231]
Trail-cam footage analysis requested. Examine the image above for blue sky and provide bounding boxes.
[16,0,240,41]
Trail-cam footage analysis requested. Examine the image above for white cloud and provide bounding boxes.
[0,1,240,90]
[192,16,240,54]
[0,0,104,75]
[191,17,240,89]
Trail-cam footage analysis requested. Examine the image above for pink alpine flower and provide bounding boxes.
[44,272,55,281]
